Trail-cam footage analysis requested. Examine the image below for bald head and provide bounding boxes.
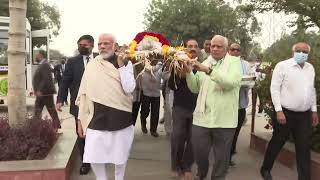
[210,35,228,60]
[229,43,241,57]
[98,33,117,59]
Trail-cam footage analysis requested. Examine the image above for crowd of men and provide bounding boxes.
[32,32,318,180]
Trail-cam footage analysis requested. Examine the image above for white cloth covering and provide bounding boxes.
[83,125,134,164]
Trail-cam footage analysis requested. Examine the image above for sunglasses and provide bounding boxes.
[295,50,309,54]
[230,48,240,52]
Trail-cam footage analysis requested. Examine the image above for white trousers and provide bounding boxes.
[91,163,127,180]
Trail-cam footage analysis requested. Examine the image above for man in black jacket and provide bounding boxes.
[33,50,61,129]
[53,59,65,87]
[56,35,97,175]
[168,39,199,180]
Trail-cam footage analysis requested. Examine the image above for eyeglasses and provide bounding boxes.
[295,50,309,54]
[230,48,240,52]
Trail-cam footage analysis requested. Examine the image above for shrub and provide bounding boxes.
[0,115,58,161]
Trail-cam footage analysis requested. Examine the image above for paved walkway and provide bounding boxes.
[23,95,298,180]
[66,109,297,180]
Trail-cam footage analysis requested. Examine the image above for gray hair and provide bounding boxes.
[211,35,228,50]
[292,42,311,52]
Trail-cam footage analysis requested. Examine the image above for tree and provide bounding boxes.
[246,0,320,28]
[7,0,27,127]
[0,0,61,35]
[144,0,260,56]
[50,49,65,61]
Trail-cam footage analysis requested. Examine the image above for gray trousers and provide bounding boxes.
[171,106,194,173]
[192,125,235,180]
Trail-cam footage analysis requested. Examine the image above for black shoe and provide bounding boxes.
[141,126,148,134]
[229,160,236,167]
[260,168,272,180]
[159,118,165,124]
[80,163,91,175]
[150,131,159,137]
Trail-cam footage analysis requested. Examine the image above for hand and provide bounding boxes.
[77,120,85,138]
[193,61,210,73]
[312,112,319,127]
[56,102,63,112]
[35,91,42,97]
[117,52,128,68]
[276,111,286,125]
[184,59,193,73]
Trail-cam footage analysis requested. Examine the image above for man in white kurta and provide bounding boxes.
[77,33,136,180]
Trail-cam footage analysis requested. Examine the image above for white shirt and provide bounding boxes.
[118,61,136,94]
[271,58,317,112]
[83,53,94,68]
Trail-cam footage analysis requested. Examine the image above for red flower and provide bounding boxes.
[132,32,170,46]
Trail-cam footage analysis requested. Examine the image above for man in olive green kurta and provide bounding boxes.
[185,35,241,180]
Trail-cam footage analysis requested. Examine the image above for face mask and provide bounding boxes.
[78,47,89,55]
[294,52,308,64]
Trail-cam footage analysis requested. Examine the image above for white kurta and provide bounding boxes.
[83,125,134,164]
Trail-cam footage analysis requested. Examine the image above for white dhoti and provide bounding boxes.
[83,125,134,165]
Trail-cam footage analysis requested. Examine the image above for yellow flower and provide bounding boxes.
[129,40,137,58]
[162,45,170,54]
[144,35,159,42]
[175,46,186,51]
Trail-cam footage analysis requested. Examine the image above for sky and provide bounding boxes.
[49,0,152,56]
[48,0,317,57]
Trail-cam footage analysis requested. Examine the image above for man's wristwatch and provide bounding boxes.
[206,67,213,75]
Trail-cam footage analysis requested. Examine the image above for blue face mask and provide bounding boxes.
[294,52,308,64]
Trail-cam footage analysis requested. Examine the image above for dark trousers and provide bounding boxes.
[74,117,88,166]
[192,125,235,180]
[140,94,160,132]
[230,108,246,156]
[132,101,141,126]
[34,95,61,128]
[262,108,312,180]
[171,106,194,173]
[57,79,62,87]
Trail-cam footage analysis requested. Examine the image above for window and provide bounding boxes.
[0,39,8,66]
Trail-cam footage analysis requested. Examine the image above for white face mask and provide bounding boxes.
[294,52,309,64]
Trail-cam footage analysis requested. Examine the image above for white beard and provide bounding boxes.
[100,51,113,59]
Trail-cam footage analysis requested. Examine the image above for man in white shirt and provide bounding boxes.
[260,42,319,180]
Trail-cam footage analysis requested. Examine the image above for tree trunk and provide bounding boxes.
[7,0,27,128]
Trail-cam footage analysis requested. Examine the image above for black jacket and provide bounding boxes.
[57,53,98,117]
[33,61,56,95]
[168,71,197,111]
[53,64,64,81]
